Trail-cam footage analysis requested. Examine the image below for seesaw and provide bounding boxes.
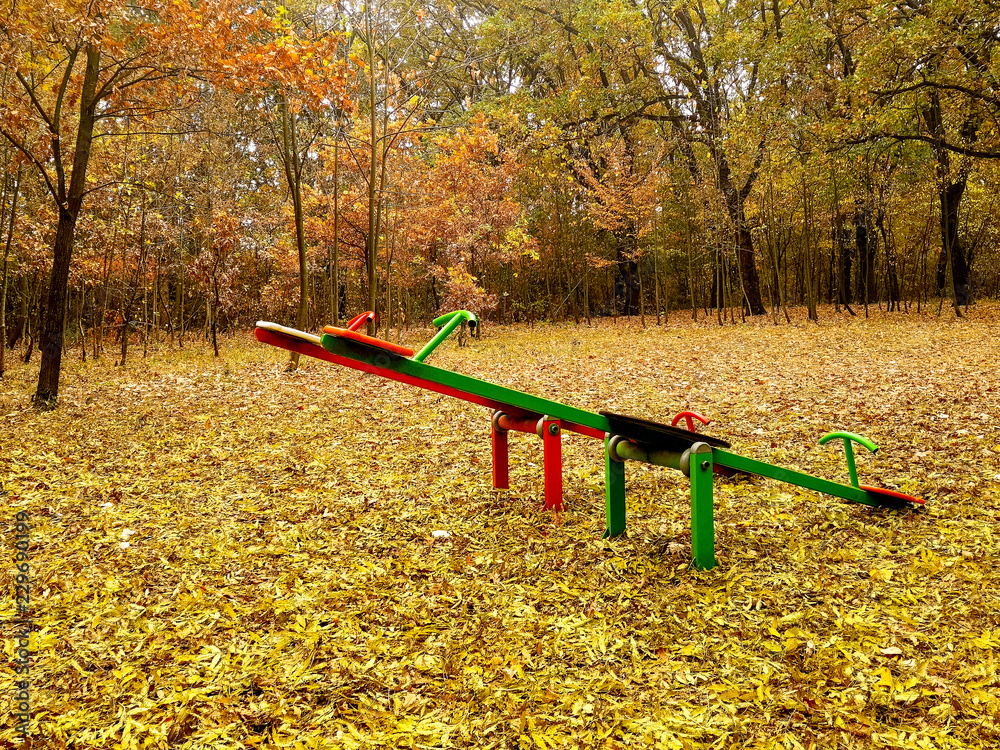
[256,310,923,570]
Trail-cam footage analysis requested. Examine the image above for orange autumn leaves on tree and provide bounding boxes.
[293,117,537,322]
[0,0,349,205]
[571,140,660,242]
[0,0,351,402]
[404,121,536,316]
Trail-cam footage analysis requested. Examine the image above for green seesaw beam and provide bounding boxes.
[320,332,611,438]
[255,317,924,572]
[713,450,876,506]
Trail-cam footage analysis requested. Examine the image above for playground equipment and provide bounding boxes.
[256,311,924,570]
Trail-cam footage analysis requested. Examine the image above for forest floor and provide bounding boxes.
[2,304,999,750]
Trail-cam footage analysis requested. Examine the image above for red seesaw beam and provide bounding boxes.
[254,324,606,440]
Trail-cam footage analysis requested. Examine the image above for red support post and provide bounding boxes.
[542,416,564,510]
[492,411,509,490]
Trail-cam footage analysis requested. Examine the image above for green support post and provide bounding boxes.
[687,442,716,570]
[604,434,626,538]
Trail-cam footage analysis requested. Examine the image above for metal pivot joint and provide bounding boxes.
[604,437,716,569]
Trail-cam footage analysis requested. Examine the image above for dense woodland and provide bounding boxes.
[3,0,1000,402]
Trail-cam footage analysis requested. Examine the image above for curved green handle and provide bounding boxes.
[819,431,879,453]
[414,310,479,362]
[819,431,879,489]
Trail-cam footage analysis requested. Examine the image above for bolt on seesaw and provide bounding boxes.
[255,312,924,571]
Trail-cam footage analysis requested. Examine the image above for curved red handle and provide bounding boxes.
[346,311,375,331]
[671,411,712,432]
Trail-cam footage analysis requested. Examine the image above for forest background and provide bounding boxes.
[3,0,1000,404]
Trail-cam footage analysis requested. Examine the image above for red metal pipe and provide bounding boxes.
[671,410,711,432]
[496,414,541,435]
[346,311,375,331]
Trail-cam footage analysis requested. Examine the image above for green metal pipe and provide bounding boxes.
[604,435,626,538]
[610,438,684,471]
[321,333,611,436]
[414,310,479,363]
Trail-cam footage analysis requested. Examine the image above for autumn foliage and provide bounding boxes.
[3,0,999,402]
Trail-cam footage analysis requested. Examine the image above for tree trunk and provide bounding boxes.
[78,287,87,362]
[713,146,766,315]
[1,166,20,379]
[35,44,100,406]
[365,3,379,335]
[653,244,661,326]
[922,89,970,314]
[332,131,340,322]
[178,274,185,348]
[876,210,901,312]
[855,203,877,306]
[936,179,969,307]
[37,215,76,400]
[614,227,641,315]
[211,277,220,356]
[279,97,309,370]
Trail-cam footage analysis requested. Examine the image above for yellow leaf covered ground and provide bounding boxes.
[2,306,999,749]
